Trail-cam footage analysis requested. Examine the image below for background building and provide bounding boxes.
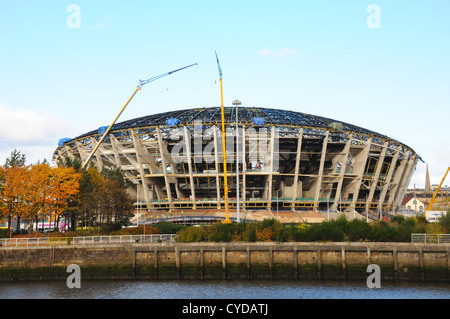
[400,196,425,214]
[54,106,418,216]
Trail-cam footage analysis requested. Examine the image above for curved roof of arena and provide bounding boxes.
[75,106,389,140]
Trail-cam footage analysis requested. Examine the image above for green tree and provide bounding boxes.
[101,165,129,189]
[438,211,450,233]
[4,149,26,168]
[58,157,82,172]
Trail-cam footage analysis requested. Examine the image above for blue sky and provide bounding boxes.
[0,1,449,189]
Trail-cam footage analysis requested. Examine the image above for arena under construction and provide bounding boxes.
[53,106,419,218]
[53,59,419,222]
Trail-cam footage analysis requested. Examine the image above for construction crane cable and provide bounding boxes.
[138,63,198,88]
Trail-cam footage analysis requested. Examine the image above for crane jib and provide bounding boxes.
[138,63,198,88]
[81,62,197,169]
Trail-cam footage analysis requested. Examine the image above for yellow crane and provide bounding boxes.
[81,63,197,170]
[425,167,450,212]
[215,52,231,223]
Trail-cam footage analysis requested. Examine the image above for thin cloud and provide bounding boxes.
[0,104,70,144]
[257,48,297,57]
[0,103,75,163]
[88,14,117,31]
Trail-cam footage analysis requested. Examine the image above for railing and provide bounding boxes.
[0,234,178,247]
[411,233,450,243]
[0,237,52,247]
[72,234,177,245]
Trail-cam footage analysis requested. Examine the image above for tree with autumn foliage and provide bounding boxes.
[23,163,81,232]
[74,166,133,231]
[0,150,30,234]
[48,165,81,230]
[0,150,133,235]
[0,150,81,234]
[58,159,134,231]
[25,163,54,231]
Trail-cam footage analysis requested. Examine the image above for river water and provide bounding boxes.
[0,279,449,299]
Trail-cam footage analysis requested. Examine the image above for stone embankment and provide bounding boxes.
[0,242,449,282]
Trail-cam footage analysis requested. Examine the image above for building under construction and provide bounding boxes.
[54,106,418,215]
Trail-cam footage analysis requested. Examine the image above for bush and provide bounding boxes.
[438,212,450,232]
[177,226,208,242]
[0,228,9,238]
[311,221,345,242]
[100,223,122,234]
[241,222,257,242]
[347,219,373,241]
[370,220,398,242]
[111,225,161,235]
[154,221,186,234]
[208,223,235,242]
[7,215,425,243]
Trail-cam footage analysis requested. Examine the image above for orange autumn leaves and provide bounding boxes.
[0,162,81,231]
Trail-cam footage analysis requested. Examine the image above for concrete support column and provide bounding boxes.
[156,127,173,206]
[268,126,276,210]
[351,138,372,211]
[314,130,329,211]
[379,146,400,212]
[332,134,352,211]
[183,126,197,209]
[76,140,89,163]
[387,152,409,209]
[131,129,151,204]
[213,126,221,208]
[367,141,389,209]
[109,134,122,167]
[394,154,417,209]
[89,137,103,170]
[292,128,303,210]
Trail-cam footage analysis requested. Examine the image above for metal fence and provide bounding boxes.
[72,234,177,245]
[411,233,450,243]
[0,234,177,247]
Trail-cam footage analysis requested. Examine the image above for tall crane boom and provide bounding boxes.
[215,52,231,223]
[81,63,197,170]
[426,167,450,212]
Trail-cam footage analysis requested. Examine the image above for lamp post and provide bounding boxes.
[232,99,242,223]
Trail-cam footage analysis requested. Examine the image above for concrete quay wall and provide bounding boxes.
[0,242,449,282]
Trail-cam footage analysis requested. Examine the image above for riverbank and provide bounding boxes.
[1,242,449,282]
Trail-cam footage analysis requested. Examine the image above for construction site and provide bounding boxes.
[53,60,424,225]
[53,106,420,224]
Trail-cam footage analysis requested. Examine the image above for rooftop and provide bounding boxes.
[75,106,390,141]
